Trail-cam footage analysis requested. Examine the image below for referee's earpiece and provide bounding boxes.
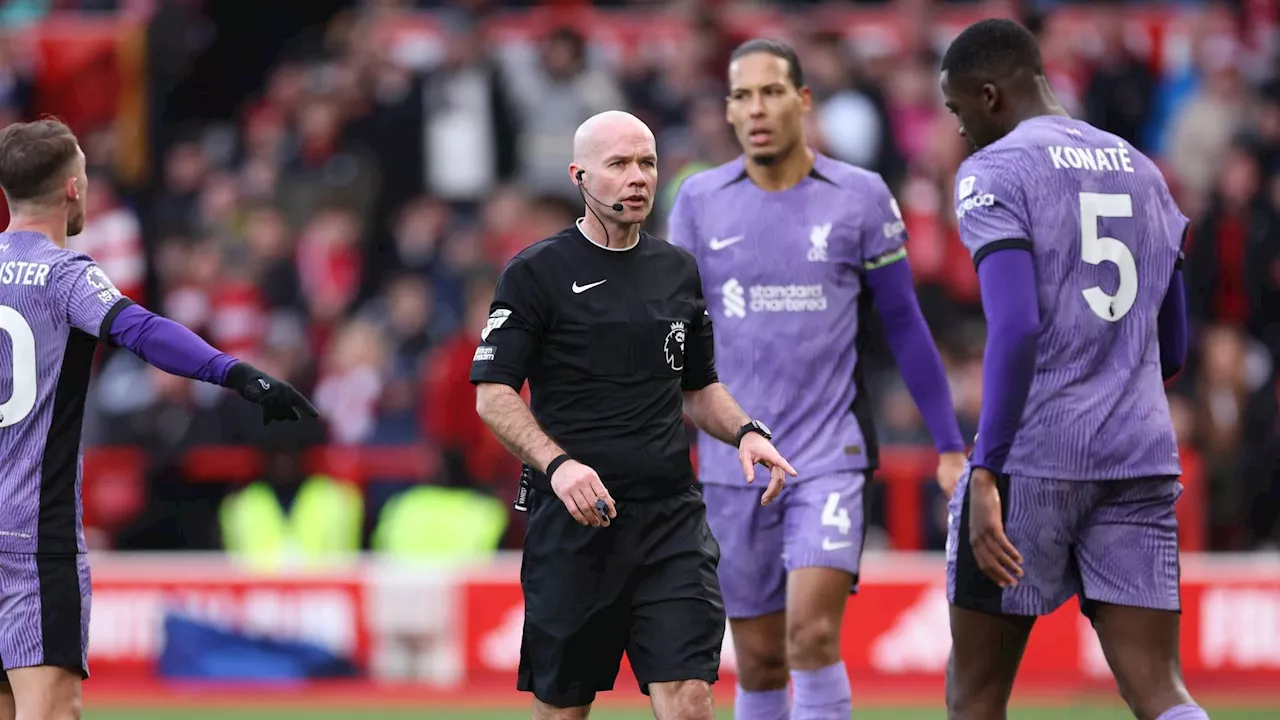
[576,169,625,213]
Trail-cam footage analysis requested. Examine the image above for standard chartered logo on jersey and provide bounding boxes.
[720,278,827,318]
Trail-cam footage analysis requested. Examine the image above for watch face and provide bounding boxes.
[755,420,771,437]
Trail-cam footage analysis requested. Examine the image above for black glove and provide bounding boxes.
[223,362,319,426]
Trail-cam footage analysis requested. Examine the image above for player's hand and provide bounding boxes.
[550,459,617,528]
[738,433,798,506]
[967,467,1023,588]
[936,451,967,500]
[225,362,319,426]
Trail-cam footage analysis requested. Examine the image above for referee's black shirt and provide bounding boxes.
[470,222,717,500]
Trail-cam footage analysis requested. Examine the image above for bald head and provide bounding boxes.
[568,110,658,227]
[573,111,654,165]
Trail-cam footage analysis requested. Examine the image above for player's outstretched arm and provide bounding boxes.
[1157,266,1187,380]
[107,303,318,425]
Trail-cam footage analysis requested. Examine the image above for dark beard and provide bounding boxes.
[748,152,778,167]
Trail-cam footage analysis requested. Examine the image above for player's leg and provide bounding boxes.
[0,678,15,720]
[629,487,725,720]
[700,483,790,720]
[945,608,1034,720]
[778,472,870,719]
[519,493,631,719]
[945,470,1087,718]
[0,553,90,720]
[6,668,81,720]
[1077,478,1206,720]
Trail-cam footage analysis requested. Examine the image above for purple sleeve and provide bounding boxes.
[108,303,238,385]
[865,260,965,453]
[954,157,1031,262]
[666,183,699,255]
[1158,267,1187,380]
[860,174,908,270]
[972,249,1040,474]
[54,255,130,339]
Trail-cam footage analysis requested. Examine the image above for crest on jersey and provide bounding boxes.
[807,223,831,262]
[664,321,686,372]
[85,265,121,305]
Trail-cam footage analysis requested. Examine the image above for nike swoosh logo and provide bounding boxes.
[822,539,853,551]
[709,235,744,250]
[572,280,607,294]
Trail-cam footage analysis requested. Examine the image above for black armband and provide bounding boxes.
[544,453,572,481]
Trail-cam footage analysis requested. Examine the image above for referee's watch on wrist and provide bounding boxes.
[735,419,772,447]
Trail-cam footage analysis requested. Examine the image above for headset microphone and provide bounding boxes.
[576,170,624,212]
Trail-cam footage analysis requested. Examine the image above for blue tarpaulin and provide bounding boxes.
[156,612,358,681]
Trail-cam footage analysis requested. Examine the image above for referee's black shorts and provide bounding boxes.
[518,483,725,708]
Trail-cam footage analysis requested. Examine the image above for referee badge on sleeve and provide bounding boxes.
[481,309,511,341]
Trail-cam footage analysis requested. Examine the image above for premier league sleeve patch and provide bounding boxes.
[85,265,122,305]
[663,320,686,372]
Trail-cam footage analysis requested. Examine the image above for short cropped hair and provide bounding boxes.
[730,38,805,90]
[941,18,1044,82]
[0,119,79,201]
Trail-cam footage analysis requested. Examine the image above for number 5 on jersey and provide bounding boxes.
[1079,192,1137,322]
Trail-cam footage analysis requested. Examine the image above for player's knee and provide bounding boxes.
[650,679,715,720]
[786,614,842,667]
[946,670,1013,720]
[946,686,1006,720]
[59,695,81,720]
[734,645,788,691]
[531,699,590,720]
[15,696,79,720]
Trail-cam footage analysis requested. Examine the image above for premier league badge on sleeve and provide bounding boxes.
[85,265,121,304]
[664,321,686,372]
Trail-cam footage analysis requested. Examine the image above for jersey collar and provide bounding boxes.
[575,218,640,252]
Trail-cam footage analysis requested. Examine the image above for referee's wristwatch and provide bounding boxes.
[735,419,772,447]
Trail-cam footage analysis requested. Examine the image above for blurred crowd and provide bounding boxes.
[1,1,1277,553]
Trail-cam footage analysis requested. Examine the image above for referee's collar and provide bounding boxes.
[575,218,640,252]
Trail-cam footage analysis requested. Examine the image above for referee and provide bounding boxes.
[471,110,797,720]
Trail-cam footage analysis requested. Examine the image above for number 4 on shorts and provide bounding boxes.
[821,492,852,535]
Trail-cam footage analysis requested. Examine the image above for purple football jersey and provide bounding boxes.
[668,153,908,485]
[0,230,130,554]
[955,116,1185,480]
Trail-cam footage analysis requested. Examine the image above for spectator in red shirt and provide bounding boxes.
[423,273,521,494]
[1186,136,1279,346]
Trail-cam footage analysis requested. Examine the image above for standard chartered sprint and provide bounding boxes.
[721,278,827,318]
